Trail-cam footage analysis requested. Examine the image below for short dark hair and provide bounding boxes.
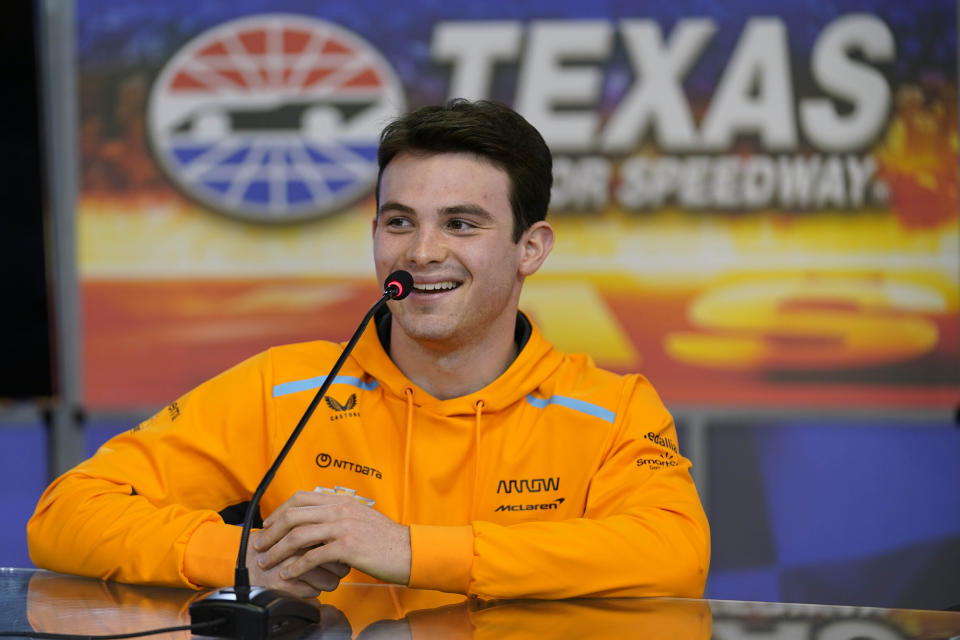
[376,99,552,242]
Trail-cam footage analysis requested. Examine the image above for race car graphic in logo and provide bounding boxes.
[147,14,405,223]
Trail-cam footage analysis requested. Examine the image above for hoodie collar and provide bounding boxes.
[352,308,562,416]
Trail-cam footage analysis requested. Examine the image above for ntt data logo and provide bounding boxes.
[147,14,405,223]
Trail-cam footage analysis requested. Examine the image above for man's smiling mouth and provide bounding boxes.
[413,281,461,293]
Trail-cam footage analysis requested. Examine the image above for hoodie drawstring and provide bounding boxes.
[402,387,414,524]
[472,400,484,519]
[401,389,484,522]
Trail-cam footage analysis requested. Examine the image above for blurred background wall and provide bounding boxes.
[2,0,958,609]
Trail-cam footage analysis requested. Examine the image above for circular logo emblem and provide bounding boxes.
[147,14,405,223]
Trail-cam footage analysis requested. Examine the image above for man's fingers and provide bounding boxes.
[295,565,343,593]
[322,561,351,579]
[256,504,339,551]
[254,490,409,586]
[278,579,322,599]
[251,554,322,598]
[281,541,344,580]
[257,522,338,570]
[262,491,347,529]
[258,500,358,550]
[247,533,348,597]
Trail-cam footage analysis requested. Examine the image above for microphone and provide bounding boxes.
[383,269,413,301]
[189,270,413,640]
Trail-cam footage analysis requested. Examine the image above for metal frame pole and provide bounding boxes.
[39,0,84,479]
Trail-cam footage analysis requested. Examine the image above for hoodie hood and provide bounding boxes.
[349,309,564,416]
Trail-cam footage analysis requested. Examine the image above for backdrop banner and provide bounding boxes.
[77,0,959,410]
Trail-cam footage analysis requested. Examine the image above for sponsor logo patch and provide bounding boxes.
[495,497,565,512]
[496,477,560,494]
[636,451,679,470]
[325,393,360,420]
[315,452,382,479]
[643,431,678,453]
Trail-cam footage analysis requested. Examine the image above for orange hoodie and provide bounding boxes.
[28,312,709,599]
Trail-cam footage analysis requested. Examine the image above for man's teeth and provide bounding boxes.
[414,281,459,292]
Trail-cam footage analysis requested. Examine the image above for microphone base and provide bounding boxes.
[190,586,320,640]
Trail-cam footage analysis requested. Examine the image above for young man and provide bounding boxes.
[28,100,709,600]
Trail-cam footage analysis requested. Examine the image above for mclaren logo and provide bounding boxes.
[495,498,565,512]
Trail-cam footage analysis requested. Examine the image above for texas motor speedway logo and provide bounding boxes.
[147,14,405,223]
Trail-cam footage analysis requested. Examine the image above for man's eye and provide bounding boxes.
[385,217,410,228]
[448,219,475,231]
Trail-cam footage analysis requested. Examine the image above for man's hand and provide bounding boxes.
[247,529,350,598]
[253,491,412,586]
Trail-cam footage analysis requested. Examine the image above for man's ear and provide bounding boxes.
[371,215,378,239]
[517,221,555,277]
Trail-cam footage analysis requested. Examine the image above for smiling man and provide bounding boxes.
[28,100,709,600]
[374,151,553,399]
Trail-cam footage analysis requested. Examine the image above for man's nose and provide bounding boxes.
[405,226,446,265]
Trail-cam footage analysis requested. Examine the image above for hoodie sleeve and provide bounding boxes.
[26,351,276,589]
[407,376,710,600]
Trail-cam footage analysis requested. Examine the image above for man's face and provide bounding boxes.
[373,151,530,349]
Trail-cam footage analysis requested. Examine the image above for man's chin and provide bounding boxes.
[393,313,460,345]
[399,325,457,345]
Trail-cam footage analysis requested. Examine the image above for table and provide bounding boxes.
[2,568,958,639]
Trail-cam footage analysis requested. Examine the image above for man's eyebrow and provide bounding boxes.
[440,204,494,219]
[379,202,495,220]
[378,201,414,216]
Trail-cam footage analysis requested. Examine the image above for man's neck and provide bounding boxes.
[387,315,519,400]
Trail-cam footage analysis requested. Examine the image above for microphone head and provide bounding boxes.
[384,270,414,300]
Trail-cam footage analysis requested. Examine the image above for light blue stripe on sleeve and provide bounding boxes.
[272,375,379,398]
[525,394,616,424]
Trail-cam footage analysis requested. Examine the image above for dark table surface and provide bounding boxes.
[2,568,959,639]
